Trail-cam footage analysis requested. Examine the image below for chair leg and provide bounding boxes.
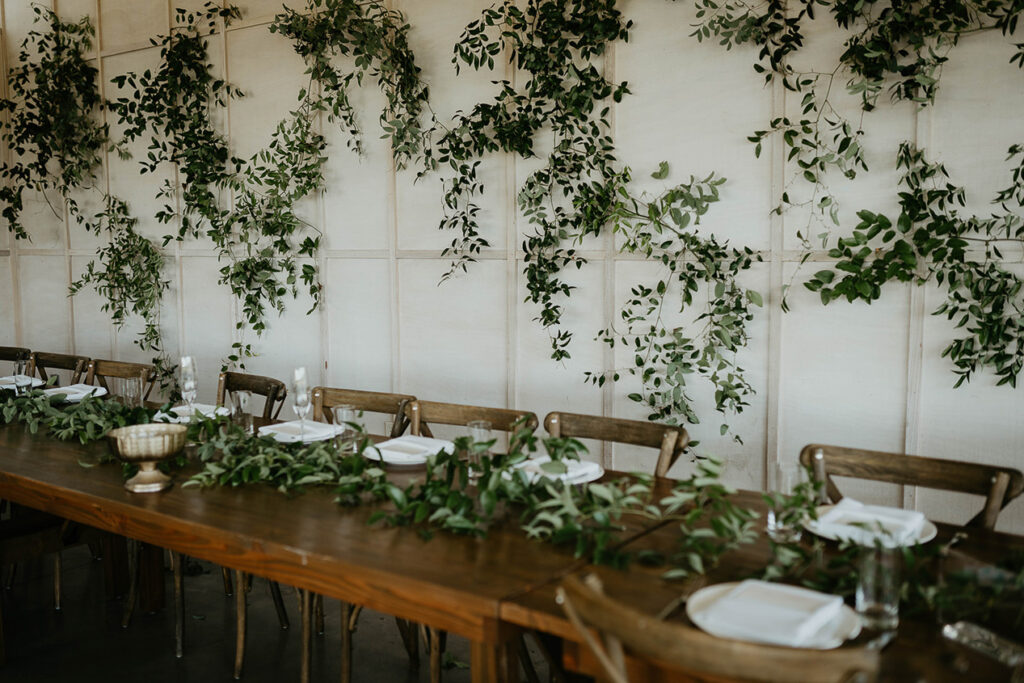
[53,552,62,611]
[222,567,234,596]
[0,587,6,666]
[299,589,313,683]
[3,565,15,590]
[518,633,540,683]
[121,539,139,629]
[421,625,442,683]
[269,581,289,630]
[395,618,419,664]
[172,552,184,659]
[340,601,353,683]
[233,570,246,680]
[314,593,325,635]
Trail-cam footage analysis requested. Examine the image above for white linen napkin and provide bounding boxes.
[366,435,455,465]
[814,498,925,546]
[698,580,844,647]
[513,457,603,484]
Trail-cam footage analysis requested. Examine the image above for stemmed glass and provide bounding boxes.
[232,390,254,435]
[180,356,197,418]
[13,358,31,396]
[123,377,142,410]
[467,419,492,476]
[292,367,311,442]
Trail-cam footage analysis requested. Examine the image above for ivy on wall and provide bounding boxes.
[690,0,1024,389]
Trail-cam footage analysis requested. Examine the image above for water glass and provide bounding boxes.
[13,359,31,395]
[232,390,254,435]
[765,462,803,543]
[382,419,395,439]
[467,420,492,470]
[292,367,311,440]
[180,355,197,415]
[122,377,142,409]
[856,546,900,631]
[332,404,357,455]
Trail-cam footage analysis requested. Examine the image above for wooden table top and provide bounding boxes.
[0,422,583,643]
[501,489,1024,682]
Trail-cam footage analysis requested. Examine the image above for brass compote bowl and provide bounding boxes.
[107,423,187,493]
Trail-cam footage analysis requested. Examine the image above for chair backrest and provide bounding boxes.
[799,444,1024,530]
[312,387,416,438]
[544,412,689,478]
[27,352,90,385]
[405,400,538,438]
[216,371,287,420]
[85,359,156,400]
[0,346,31,366]
[557,574,878,683]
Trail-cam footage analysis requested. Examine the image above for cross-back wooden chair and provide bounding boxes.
[403,399,539,683]
[216,371,287,420]
[406,400,539,438]
[84,359,156,401]
[544,412,689,478]
[558,573,879,683]
[312,386,416,438]
[799,444,1024,531]
[27,352,90,386]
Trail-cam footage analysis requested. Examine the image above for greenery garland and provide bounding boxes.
[690,0,1024,388]
[0,6,171,387]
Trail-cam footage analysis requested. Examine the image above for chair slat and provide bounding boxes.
[406,400,538,438]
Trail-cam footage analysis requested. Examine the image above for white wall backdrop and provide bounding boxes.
[2,0,1023,532]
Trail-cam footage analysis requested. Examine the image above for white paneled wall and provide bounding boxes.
[2,0,1024,532]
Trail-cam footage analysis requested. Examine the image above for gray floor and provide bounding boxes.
[1,546,547,682]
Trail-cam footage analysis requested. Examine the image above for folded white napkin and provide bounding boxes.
[41,383,106,402]
[258,420,341,444]
[0,374,43,388]
[155,403,230,423]
[699,580,843,648]
[366,435,455,465]
[512,457,604,484]
[814,498,925,546]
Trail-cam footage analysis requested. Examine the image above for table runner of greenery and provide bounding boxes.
[1,385,1021,635]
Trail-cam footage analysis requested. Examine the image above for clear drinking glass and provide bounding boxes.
[765,462,804,543]
[13,359,31,395]
[292,367,311,441]
[123,377,142,409]
[467,420,492,471]
[856,546,900,631]
[382,419,395,439]
[232,390,254,435]
[332,404,357,455]
[180,355,197,417]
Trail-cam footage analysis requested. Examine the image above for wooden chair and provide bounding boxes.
[407,400,539,439]
[799,444,1024,530]
[27,352,90,386]
[405,399,539,683]
[544,412,689,478]
[216,371,287,420]
[84,359,156,401]
[312,386,416,438]
[557,573,879,683]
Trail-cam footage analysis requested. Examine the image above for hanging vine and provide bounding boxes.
[0,6,170,383]
[689,0,1024,386]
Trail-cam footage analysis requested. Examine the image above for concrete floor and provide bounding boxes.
[1,546,549,682]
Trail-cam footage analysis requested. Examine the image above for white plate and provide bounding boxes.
[364,435,455,466]
[0,375,44,389]
[258,420,341,444]
[687,582,861,650]
[804,504,938,547]
[154,403,230,423]
[511,456,604,485]
[41,383,108,403]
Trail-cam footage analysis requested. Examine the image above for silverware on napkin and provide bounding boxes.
[942,620,1024,668]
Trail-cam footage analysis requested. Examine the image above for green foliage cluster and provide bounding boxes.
[0,5,110,239]
[0,386,152,444]
[691,0,1024,388]
[0,7,171,385]
[586,167,760,437]
[423,0,631,359]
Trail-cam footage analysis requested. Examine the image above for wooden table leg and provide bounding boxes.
[470,636,517,683]
[138,542,165,613]
[101,534,129,597]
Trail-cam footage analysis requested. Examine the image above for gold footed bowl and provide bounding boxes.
[107,423,187,493]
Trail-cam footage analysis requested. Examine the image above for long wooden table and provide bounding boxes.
[2,422,1022,682]
[502,490,1024,682]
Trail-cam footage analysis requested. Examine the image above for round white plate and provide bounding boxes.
[803,504,938,547]
[258,420,340,444]
[686,582,861,649]
[0,375,45,389]
[510,456,604,485]
[41,384,108,403]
